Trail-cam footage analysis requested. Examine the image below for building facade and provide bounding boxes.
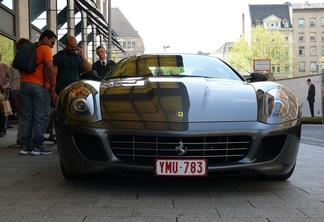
[0,0,144,66]
[249,2,324,78]
[291,2,324,77]
[110,8,145,61]
[249,3,294,79]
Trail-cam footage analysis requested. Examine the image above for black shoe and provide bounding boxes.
[20,146,32,155]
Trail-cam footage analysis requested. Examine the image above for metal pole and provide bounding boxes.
[108,0,112,59]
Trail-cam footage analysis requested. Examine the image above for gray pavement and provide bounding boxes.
[1,124,324,222]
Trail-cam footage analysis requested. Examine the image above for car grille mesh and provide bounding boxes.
[109,135,251,165]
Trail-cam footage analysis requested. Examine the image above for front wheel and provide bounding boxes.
[60,162,83,180]
[258,164,295,181]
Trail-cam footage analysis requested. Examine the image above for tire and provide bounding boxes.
[258,164,295,181]
[60,162,82,180]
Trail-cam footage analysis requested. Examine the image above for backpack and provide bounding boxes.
[13,42,43,73]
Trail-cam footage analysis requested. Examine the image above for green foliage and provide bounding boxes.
[0,35,15,65]
[227,26,293,74]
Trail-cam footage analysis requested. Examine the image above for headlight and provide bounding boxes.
[257,85,299,124]
[264,87,290,118]
[69,87,94,115]
[73,98,89,113]
[56,82,101,123]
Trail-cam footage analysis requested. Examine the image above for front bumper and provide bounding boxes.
[56,120,301,177]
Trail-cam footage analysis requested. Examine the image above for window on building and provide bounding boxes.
[310,32,316,42]
[132,42,135,48]
[0,0,13,9]
[56,1,67,44]
[310,46,317,56]
[310,18,316,27]
[299,61,305,72]
[269,22,279,28]
[30,0,47,31]
[283,20,289,28]
[0,35,15,64]
[298,18,304,27]
[284,35,289,42]
[310,62,317,73]
[123,42,126,48]
[299,46,305,56]
[285,66,290,72]
[322,32,324,42]
[298,32,304,42]
[321,46,324,56]
[322,17,324,26]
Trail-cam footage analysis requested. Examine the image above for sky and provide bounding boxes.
[111,0,311,54]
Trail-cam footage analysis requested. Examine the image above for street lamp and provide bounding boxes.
[163,45,170,53]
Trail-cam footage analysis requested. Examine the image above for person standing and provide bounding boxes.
[91,45,116,77]
[46,36,91,141]
[53,36,91,94]
[306,78,315,117]
[8,65,22,144]
[9,38,31,145]
[20,30,57,155]
[0,56,10,137]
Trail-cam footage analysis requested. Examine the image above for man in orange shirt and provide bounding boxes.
[20,29,57,155]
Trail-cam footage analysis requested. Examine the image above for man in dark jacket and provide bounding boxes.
[92,46,116,77]
[306,78,315,117]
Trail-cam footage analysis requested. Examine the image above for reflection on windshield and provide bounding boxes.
[108,55,242,81]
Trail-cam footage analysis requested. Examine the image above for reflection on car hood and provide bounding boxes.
[100,78,257,123]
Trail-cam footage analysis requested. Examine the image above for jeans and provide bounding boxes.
[20,82,50,148]
[11,89,23,144]
[0,88,10,133]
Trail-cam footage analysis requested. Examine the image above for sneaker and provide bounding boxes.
[20,146,32,155]
[31,145,53,155]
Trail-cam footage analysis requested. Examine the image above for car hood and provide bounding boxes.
[100,78,258,123]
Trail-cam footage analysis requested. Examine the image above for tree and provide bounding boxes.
[0,35,15,65]
[227,26,293,77]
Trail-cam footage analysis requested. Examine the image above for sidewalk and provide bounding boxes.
[1,124,324,221]
[0,123,19,148]
[0,123,56,149]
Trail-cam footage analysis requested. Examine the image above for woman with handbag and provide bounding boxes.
[0,57,11,137]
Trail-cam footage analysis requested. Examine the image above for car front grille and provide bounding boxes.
[109,135,251,165]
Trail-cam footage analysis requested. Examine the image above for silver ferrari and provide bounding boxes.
[55,54,301,180]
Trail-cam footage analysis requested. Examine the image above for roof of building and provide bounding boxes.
[111,8,140,38]
[249,4,292,28]
[216,42,235,54]
[290,2,324,10]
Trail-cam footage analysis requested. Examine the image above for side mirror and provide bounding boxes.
[247,72,267,82]
[81,70,102,81]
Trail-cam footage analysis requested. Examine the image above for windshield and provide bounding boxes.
[107,54,243,81]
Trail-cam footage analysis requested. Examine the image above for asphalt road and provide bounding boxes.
[301,124,324,147]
